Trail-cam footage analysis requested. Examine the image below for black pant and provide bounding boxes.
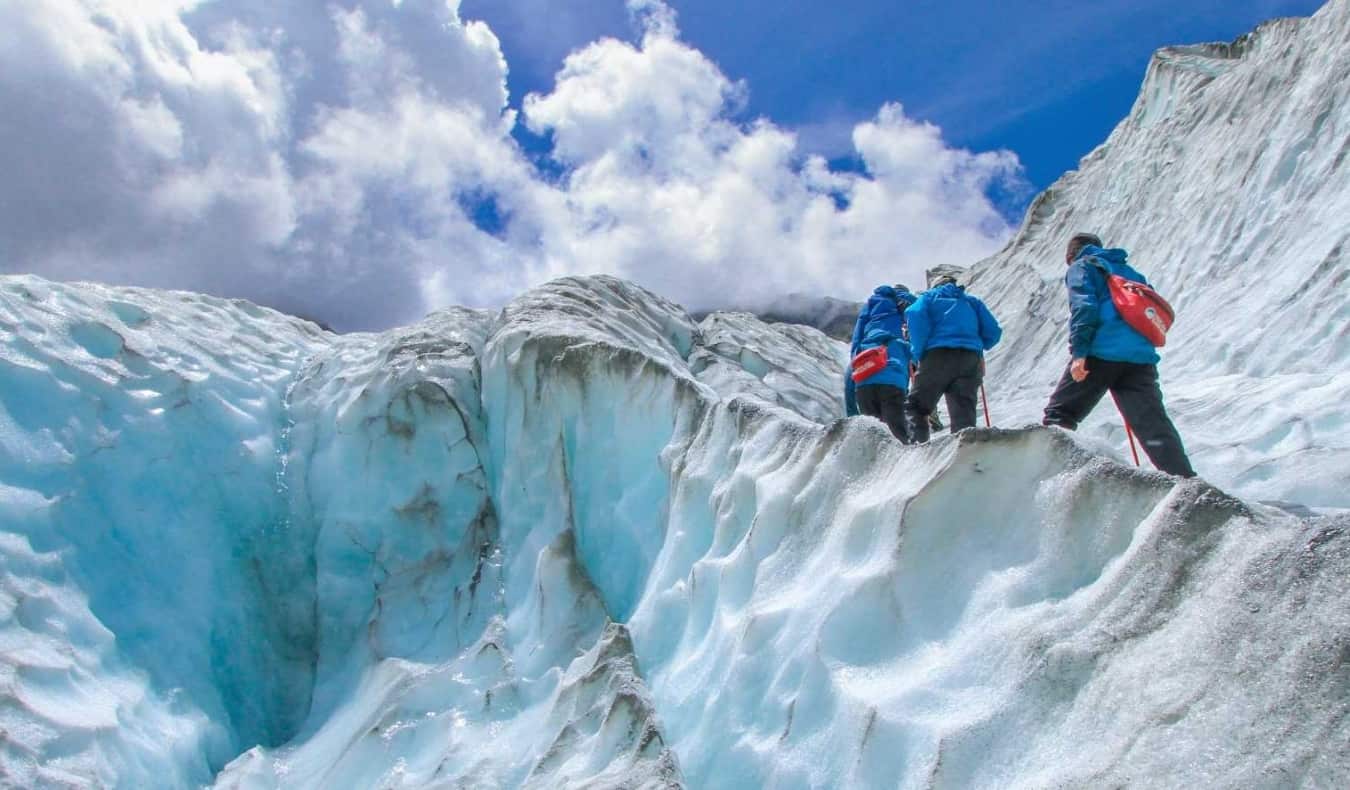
[857,383,910,443]
[907,348,983,443]
[1042,357,1195,477]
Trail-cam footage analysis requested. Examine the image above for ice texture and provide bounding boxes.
[0,278,326,785]
[971,0,1350,508]
[3,270,1347,788]
[2,2,1350,787]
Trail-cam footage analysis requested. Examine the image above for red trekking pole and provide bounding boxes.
[1110,394,1141,466]
[980,384,991,427]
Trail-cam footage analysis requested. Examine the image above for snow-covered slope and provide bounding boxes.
[2,272,1347,788]
[973,0,1350,508]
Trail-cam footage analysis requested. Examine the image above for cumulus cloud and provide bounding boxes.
[0,0,1026,330]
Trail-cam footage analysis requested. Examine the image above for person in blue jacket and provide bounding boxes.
[1042,233,1195,477]
[844,284,916,441]
[904,276,1002,442]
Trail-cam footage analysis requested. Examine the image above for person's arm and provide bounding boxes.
[975,298,1003,351]
[1066,261,1102,361]
[904,300,929,363]
[889,337,914,381]
[850,306,868,356]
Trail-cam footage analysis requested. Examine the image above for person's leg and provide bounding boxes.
[1042,357,1113,430]
[857,385,882,419]
[907,353,952,443]
[877,385,911,443]
[1110,364,1196,477]
[943,350,983,432]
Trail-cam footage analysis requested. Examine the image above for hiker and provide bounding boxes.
[846,284,917,441]
[1042,233,1195,477]
[904,276,1002,442]
[846,354,946,429]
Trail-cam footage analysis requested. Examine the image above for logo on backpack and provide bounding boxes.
[1088,259,1175,347]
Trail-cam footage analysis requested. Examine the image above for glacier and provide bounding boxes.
[2,0,1350,788]
[972,0,1350,509]
[2,270,1347,788]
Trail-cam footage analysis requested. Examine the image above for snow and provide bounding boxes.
[1,1,1349,787]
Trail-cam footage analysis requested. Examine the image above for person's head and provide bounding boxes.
[932,275,959,288]
[893,283,917,307]
[1066,233,1103,264]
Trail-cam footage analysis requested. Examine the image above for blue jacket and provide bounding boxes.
[845,285,916,400]
[854,325,915,390]
[905,283,1002,360]
[850,285,909,353]
[1067,246,1160,365]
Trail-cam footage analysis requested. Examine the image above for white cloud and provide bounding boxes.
[517,7,1022,309]
[0,0,1025,329]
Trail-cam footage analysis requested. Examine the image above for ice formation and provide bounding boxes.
[970,0,1350,509]
[3,267,1347,787]
[2,1,1350,788]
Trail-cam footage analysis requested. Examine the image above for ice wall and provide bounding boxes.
[0,277,326,786]
[971,0,1350,508]
[216,299,683,789]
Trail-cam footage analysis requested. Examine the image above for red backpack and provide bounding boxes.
[850,346,888,382]
[1087,259,1175,347]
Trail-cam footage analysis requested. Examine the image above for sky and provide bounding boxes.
[0,0,1327,331]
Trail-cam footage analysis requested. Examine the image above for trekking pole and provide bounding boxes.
[1107,393,1141,466]
[980,384,991,427]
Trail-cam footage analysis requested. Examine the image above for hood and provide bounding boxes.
[864,286,911,321]
[871,284,915,305]
[929,282,966,300]
[1075,245,1129,266]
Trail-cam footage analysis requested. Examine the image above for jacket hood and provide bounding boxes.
[871,284,917,306]
[930,282,966,299]
[1075,245,1129,266]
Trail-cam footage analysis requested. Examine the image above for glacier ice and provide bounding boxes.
[970,0,1350,508]
[3,1,1350,787]
[0,279,326,786]
[2,270,1347,788]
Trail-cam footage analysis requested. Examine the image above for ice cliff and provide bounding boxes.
[970,0,1350,509]
[3,1,1350,788]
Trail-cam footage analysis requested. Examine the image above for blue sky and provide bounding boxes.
[465,0,1325,199]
